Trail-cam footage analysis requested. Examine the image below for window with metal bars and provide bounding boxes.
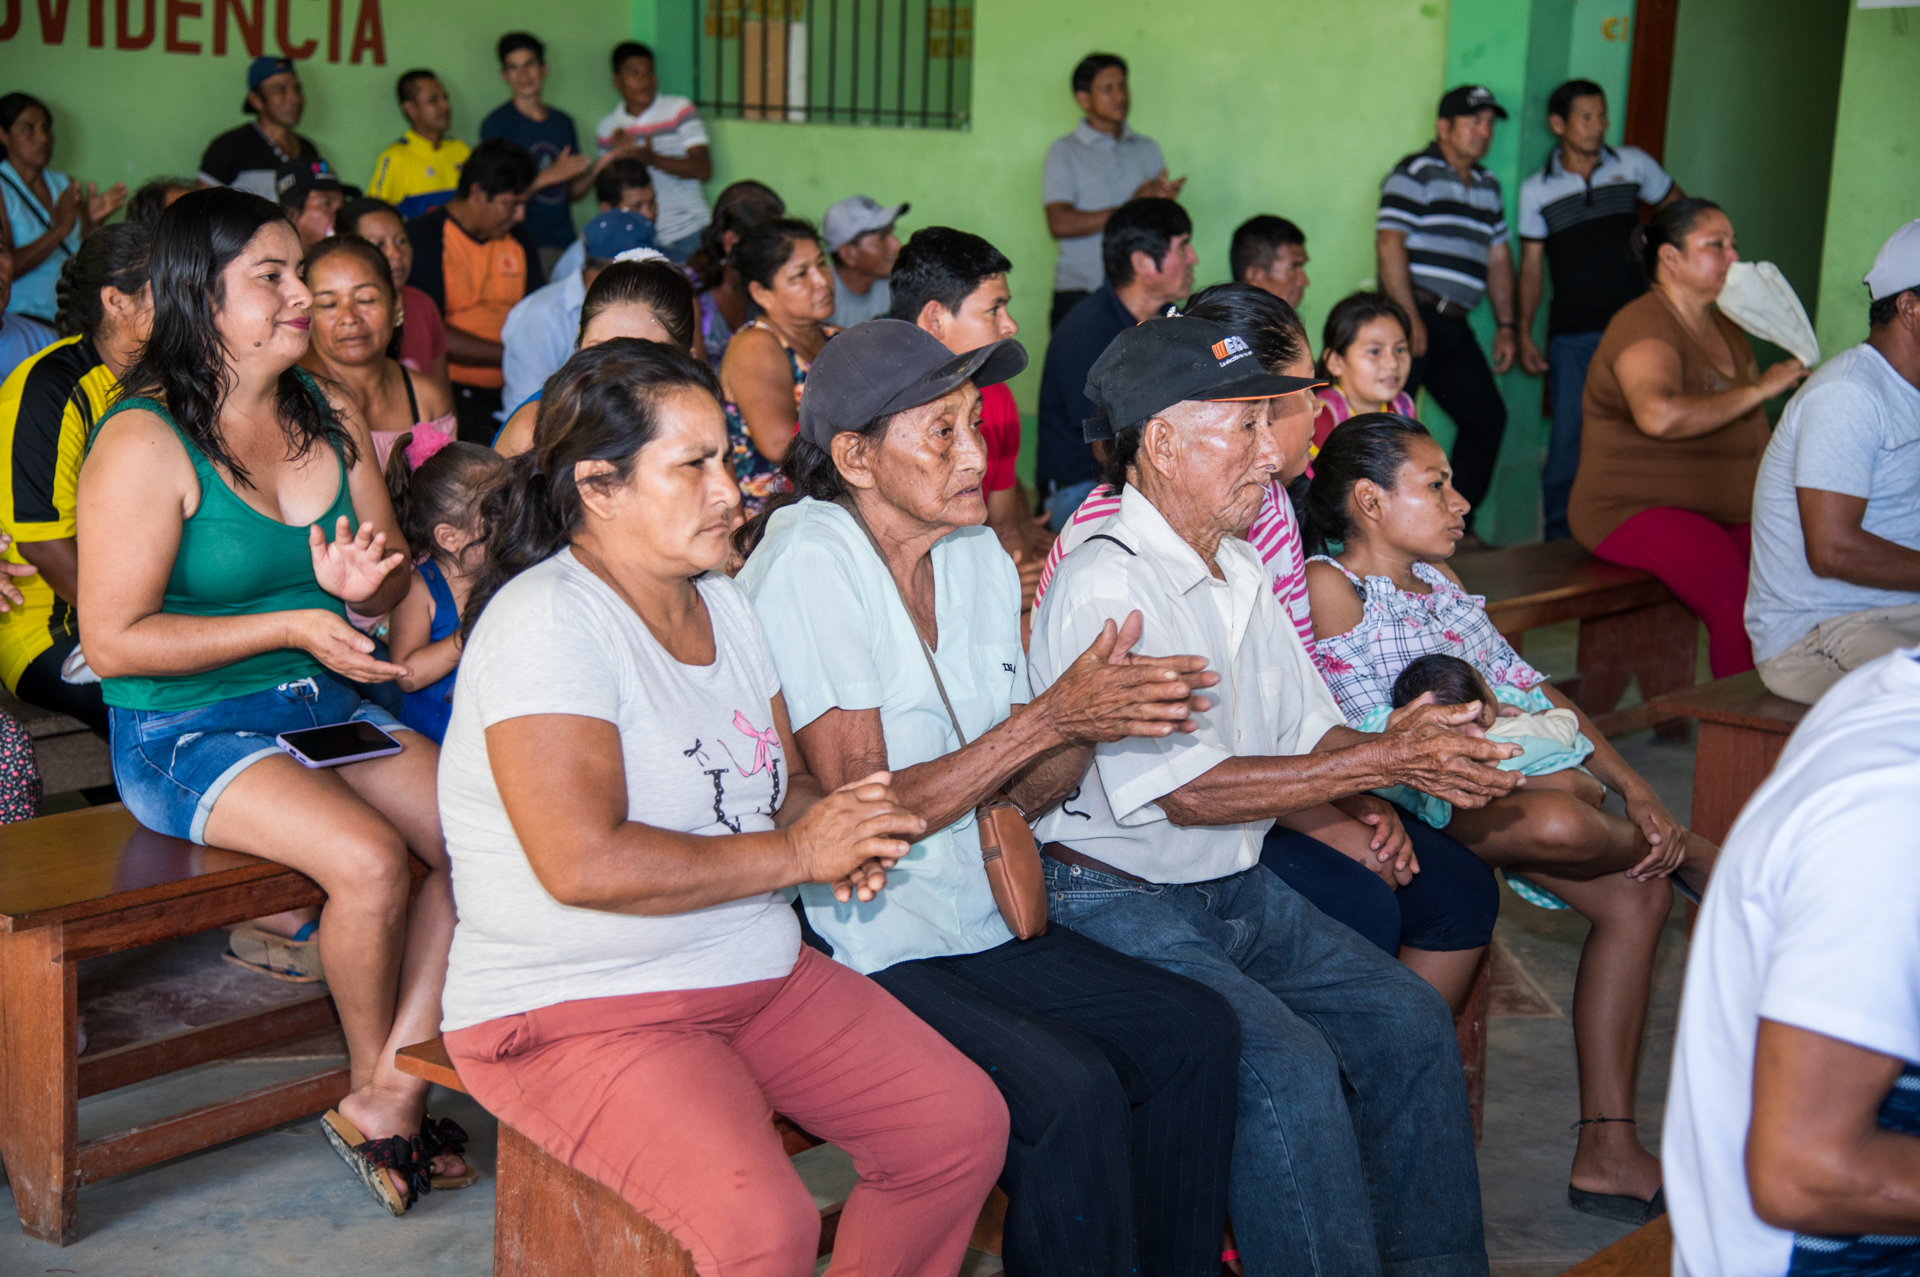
[692,0,974,130]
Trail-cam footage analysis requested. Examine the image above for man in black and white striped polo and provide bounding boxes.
[1375,84,1518,537]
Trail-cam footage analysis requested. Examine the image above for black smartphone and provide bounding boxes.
[276,720,405,768]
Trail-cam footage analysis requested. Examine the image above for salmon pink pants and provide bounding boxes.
[1592,507,1755,678]
[445,946,1008,1276]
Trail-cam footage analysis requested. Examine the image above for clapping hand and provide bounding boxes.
[531,148,592,192]
[0,533,37,613]
[788,771,926,903]
[1038,610,1218,744]
[309,517,406,605]
[87,181,128,224]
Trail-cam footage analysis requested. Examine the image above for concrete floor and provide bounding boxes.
[0,625,1704,1276]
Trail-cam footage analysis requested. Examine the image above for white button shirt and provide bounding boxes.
[1028,486,1347,883]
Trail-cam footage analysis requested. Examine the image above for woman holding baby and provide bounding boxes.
[1302,412,1715,1229]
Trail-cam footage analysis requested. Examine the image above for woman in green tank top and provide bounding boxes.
[77,189,471,1215]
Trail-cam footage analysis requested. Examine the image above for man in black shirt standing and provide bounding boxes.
[197,56,325,204]
[1516,80,1681,539]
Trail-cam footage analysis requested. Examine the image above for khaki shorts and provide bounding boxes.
[1755,600,1920,704]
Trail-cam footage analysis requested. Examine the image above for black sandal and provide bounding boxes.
[1566,1116,1666,1224]
[321,1110,435,1216]
[419,1113,479,1190]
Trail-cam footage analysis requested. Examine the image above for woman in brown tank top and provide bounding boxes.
[1569,200,1808,677]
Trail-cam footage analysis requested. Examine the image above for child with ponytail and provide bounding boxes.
[384,426,506,742]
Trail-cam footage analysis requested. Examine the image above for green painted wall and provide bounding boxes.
[1813,2,1920,360]
[0,0,629,219]
[1662,0,1847,321]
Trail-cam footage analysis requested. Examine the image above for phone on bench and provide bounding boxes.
[275,721,405,768]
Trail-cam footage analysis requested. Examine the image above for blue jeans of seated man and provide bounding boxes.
[1044,858,1487,1277]
[1543,330,1605,541]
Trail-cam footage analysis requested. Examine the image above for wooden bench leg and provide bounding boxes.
[0,926,79,1245]
[1578,600,1698,737]
[494,1124,696,1277]
[1689,721,1789,846]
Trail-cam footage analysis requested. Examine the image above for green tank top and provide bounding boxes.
[92,374,357,712]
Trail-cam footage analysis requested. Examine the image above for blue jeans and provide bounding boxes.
[1045,859,1487,1277]
[1044,478,1099,531]
[1543,330,1604,541]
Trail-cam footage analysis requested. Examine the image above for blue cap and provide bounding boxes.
[582,210,655,261]
[244,56,296,111]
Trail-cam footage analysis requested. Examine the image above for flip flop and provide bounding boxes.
[224,922,324,983]
[1567,1183,1666,1225]
[420,1112,480,1190]
[320,1109,429,1217]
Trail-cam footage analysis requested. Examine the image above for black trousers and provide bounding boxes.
[1051,289,1091,331]
[1407,303,1508,521]
[452,383,504,446]
[14,632,107,737]
[871,925,1239,1277]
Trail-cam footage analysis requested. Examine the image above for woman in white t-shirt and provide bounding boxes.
[438,337,1007,1276]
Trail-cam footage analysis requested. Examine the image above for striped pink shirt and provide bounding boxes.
[1034,481,1315,655]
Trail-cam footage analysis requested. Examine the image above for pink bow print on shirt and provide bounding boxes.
[731,711,781,777]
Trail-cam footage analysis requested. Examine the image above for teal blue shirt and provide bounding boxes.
[737,498,1022,974]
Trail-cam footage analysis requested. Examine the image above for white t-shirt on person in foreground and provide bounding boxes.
[1663,646,1920,1277]
[437,550,800,1032]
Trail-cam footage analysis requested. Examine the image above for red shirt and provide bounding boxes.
[979,382,1020,495]
[399,285,448,376]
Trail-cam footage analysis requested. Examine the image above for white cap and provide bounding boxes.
[821,195,908,253]
[1864,219,1920,301]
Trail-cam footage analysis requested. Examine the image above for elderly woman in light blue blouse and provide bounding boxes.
[735,319,1245,1277]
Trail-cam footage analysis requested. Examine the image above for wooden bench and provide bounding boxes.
[1649,672,1810,845]
[396,1038,1006,1275]
[0,805,356,1245]
[1451,541,1697,737]
[1559,1216,1671,1274]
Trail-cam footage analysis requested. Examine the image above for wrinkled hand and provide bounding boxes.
[1622,785,1688,881]
[291,609,411,683]
[1332,793,1418,886]
[1519,334,1550,376]
[788,770,926,903]
[1759,358,1810,400]
[88,181,128,223]
[1374,700,1522,808]
[310,517,407,605]
[1039,611,1218,744]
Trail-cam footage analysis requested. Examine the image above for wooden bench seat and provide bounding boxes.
[1649,672,1810,844]
[1559,1216,1671,1274]
[397,1038,1006,1275]
[1451,540,1698,736]
[0,805,367,1245]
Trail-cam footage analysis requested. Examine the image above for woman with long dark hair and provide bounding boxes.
[0,93,125,324]
[440,337,1008,1275]
[76,187,469,1215]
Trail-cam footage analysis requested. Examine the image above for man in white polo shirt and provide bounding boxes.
[1746,219,1920,704]
[1664,645,1920,1276]
[1030,314,1525,1276]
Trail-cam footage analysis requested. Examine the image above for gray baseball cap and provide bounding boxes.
[822,195,908,253]
[797,319,1026,451]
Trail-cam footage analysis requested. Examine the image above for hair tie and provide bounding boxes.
[404,418,456,471]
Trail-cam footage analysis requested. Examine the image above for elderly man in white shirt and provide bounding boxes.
[1029,314,1522,1277]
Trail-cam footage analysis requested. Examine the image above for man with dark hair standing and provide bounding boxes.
[596,41,713,263]
[1517,80,1680,540]
[1231,214,1311,309]
[197,56,324,203]
[1038,197,1196,528]
[406,140,545,443]
[1042,53,1183,330]
[1377,84,1517,536]
[369,70,472,220]
[482,32,598,277]
[889,225,1052,604]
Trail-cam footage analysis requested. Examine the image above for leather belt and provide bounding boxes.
[1413,287,1475,319]
[1042,842,1150,885]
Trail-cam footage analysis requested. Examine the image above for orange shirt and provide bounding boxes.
[442,220,528,389]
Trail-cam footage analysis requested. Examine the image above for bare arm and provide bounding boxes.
[7,183,79,277]
[1517,239,1549,374]
[1747,1019,1920,1236]
[1375,228,1428,356]
[77,411,407,683]
[16,536,76,605]
[1045,202,1113,241]
[444,328,505,369]
[387,571,461,693]
[488,694,923,914]
[1615,337,1807,440]
[627,143,711,182]
[721,327,803,464]
[986,484,1047,610]
[1486,245,1518,374]
[1800,489,1920,591]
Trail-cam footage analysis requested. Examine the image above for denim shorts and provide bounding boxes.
[109,675,409,844]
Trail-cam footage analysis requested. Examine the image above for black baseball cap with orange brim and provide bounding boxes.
[1082,315,1322,442]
